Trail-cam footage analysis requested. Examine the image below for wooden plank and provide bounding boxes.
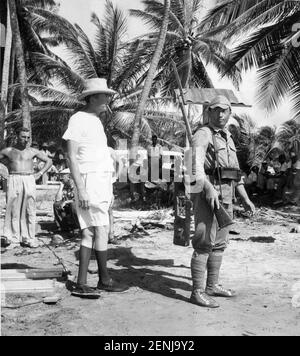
[1,279,56,294]
[1,268,63,280]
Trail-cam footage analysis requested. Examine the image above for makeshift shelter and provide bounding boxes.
[175,88,252,107]
[174,88,251,127]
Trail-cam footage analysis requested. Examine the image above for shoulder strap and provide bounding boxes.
[208,127,223,199]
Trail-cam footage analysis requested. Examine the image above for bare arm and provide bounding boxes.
[0,148,9,162]
[236,183,256,215]
[34,149,52,180]
[66,140,89,209]
[54,182,64,202]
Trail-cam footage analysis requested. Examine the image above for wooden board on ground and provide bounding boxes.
[1,268,64,281]
[1,279,56,294]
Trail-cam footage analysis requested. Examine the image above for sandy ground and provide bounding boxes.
[1,193,300,336]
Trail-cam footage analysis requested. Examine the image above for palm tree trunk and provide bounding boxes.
[0,0,12,147]
[181,47,192,89]
[9,0,31,131]
[131,0,170,150]
[0,102,5,149]
[8,45,16,113]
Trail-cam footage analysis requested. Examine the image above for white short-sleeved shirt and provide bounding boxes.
[63,111,113,174]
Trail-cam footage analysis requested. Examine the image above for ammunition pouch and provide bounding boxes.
[206,167,242,183]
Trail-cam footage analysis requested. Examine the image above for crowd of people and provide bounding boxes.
[243,152,298,203]
[31,142,68,184]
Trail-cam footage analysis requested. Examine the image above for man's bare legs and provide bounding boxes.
[77,227,94,286]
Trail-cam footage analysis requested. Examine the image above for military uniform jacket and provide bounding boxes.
[192,125,241,204]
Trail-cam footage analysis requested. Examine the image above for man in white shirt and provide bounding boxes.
[63,78,128,298]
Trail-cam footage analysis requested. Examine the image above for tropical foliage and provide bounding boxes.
[228,113,257,171]
[131,0,170,150]
[5,0,185,146]
[130,0,241,96]
[201,0,300,120]
[2,0,300,158]
[276,119,300,155]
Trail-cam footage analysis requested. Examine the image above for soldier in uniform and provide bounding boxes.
[190,95,255,308]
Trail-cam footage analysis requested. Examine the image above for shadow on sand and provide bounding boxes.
[73,246,192,303]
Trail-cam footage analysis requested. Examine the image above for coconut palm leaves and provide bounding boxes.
[250,125,277,167]
[276,119,300,154]
[202,0,300,119]
[16,0,60,84]
[6,0,184,145]
[130,0,241,95]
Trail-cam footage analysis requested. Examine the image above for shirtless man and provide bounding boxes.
[0,128,52,248]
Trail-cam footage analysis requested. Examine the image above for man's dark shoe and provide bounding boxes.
[71,284,100,299]
[190,290,219,308]
[206,285,236,298]
[1,237,18,248]
[97,279,129,293]
[20,239,40,248]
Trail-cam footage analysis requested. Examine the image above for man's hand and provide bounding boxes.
[34,172,43,181]
[242,198,256,216]
[78,189,90,210]
[204,182,220,211]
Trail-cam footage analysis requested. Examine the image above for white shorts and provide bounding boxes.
[75,172,113,229]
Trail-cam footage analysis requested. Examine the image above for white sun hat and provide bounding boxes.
[78,78,117,100]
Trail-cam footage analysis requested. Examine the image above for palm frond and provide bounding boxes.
[255,43,300,111]
[290,83,300,121]
[28,52,85,93]
[74,24,98,74]
[22,0,58,9]
[103,0,128,86]
[29,7,98,78]
[130,9,162,30]
[5,106,73,125]
[8,83,82,109]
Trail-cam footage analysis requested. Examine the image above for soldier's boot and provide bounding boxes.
[205,251,236,298]
[190,251,219,308]
[190,289,219,308]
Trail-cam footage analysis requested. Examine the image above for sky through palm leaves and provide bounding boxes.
[58,0,292,127]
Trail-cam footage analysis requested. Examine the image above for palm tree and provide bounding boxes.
[276,119,300,154]
[227,113,257,172]
[9,0,31,131]
[0,0,59,141]
[130,0,240,95]
[131,0,170,150]
[0,0,12,147]
[5,0,174,145]
[201,0,300,120]
[249,125,277,167]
